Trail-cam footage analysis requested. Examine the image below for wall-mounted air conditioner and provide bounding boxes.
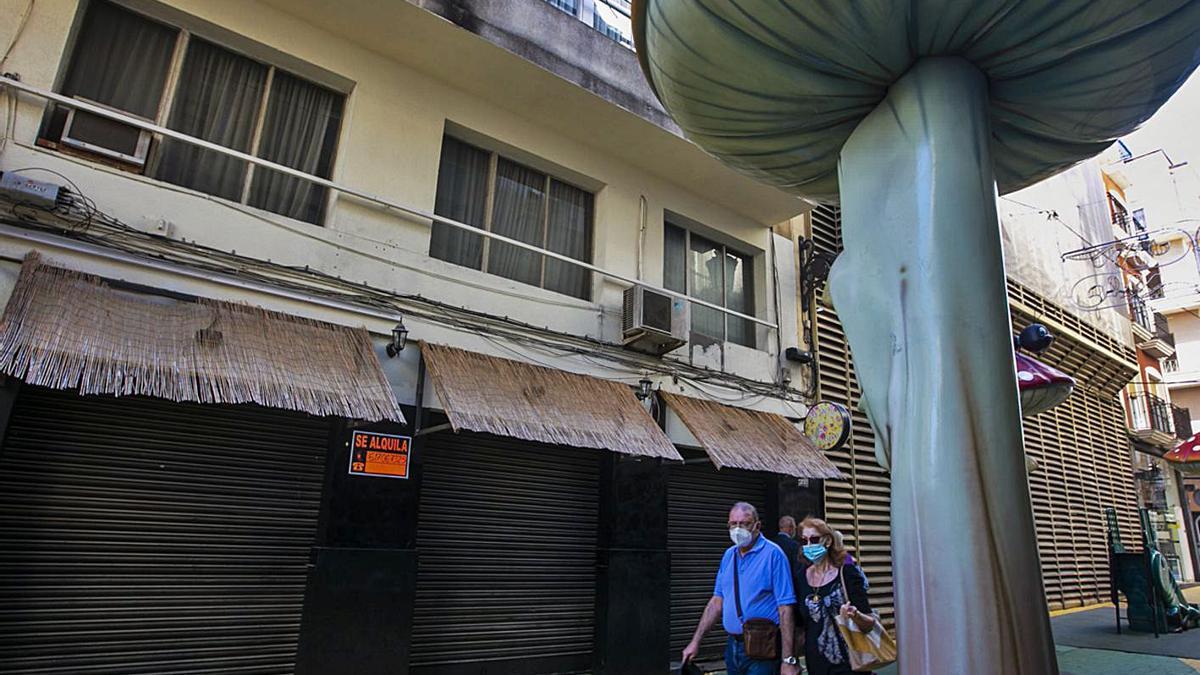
[60,98,152,166]
[622,285,688,355]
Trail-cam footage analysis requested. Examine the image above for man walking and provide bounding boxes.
[773,515,800,569]
[681,502,799,675]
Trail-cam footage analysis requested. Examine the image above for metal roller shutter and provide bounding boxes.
[810,204,1142,616]
[667,462,769,659]
[410,432,601,674]
[0,386,329,674]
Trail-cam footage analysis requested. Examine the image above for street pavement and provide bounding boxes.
[695,587,1200,674]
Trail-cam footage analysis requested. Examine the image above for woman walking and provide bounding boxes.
[794,517,876,674]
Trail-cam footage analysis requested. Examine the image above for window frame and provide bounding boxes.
[663,220,757,348]
[44,0,346,226]
[432,136,596,301]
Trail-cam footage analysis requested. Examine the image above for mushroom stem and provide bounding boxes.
[829,57,1057,674]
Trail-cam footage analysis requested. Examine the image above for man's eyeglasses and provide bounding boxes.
[800,535,826,545]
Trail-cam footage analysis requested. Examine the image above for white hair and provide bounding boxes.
[731,501,759,522]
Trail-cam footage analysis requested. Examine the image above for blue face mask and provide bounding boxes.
[803,543,828,562]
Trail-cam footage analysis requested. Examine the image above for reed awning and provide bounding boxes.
[0,255,404,422]
[660,392,843,479]
[420,342,682,460]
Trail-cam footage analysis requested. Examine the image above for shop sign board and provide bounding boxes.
[348,430,412,479]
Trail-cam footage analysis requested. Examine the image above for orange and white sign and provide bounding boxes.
[348,430,412,479]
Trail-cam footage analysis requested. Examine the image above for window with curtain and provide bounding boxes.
[430,137,594,300]
[663,222,756,348]
[48,0,345,225]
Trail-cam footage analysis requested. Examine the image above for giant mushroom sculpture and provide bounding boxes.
[632,3,1200,673]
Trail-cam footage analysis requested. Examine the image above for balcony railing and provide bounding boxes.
[1172,403,1194,440]
[1128,292,1153,333]
[1164,353,1180,373]
[1153,312,1175,346]
[1113,209,1132,235]
[1128,392,1175,436]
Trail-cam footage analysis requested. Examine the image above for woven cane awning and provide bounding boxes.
[420,342,682,460]
[660,392,843,479]
[0,255,404,422]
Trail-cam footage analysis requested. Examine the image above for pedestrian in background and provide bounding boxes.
[682,502,801,675]
[773,515,800,569]
[794,517,874,674]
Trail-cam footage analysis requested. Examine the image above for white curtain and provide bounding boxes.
[153,38,266,201]
[544,180,592,299]
[62,1,177,119]
[430,137,489,269]
[663,224,687,294]
[724,250,753,347]
[689,234,725,341]
[248,72,343,224]
[488,159,546,288]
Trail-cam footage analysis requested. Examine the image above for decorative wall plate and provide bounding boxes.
[804,400,851,451]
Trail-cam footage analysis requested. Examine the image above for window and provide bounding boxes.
[664,221,755,347]
[46,0,344,225]
[430,136,594,300]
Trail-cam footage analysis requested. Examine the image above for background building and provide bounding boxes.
[1118,142,1200,581]
[0,1,1155,673]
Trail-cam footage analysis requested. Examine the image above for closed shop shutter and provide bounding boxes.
[810,205,1142,616]
[0,386,329,674]
[667,462,769,658]
[410,432,601,674]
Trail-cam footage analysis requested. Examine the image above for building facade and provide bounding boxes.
[1119,142,1200,580]
[0,1,1150,674]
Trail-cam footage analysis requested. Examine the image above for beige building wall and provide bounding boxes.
[0,0,809,413]
[998,160,1133,345]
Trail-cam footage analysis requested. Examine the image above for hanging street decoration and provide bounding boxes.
[1063,226,1200,312]
[803,400,852,452]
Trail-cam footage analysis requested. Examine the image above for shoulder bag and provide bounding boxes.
[733,551,780,660]
[835,567,897,671]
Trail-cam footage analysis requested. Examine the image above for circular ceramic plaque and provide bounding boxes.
[804,400,852,451]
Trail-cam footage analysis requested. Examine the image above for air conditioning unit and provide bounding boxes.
[622,285,688,355]
[60,98,152,166]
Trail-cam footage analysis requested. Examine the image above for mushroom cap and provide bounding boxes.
[1166,431,1200,469]
[633,1,1200,203]
[1171,434,1200,455]
[1015,352,1074,417]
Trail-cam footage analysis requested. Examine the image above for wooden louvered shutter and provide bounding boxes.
[808,205,895,626]
[1008,288,1141,610]
[807,205,1143,618]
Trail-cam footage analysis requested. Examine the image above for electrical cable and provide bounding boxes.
[0,182,811,404]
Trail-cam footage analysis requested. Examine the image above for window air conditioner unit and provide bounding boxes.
[60,98,152,166]
[622,285,689,356]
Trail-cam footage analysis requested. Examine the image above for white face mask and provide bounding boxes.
[729,526,754,548]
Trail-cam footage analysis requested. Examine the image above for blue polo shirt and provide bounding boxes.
[713,534,796,634]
